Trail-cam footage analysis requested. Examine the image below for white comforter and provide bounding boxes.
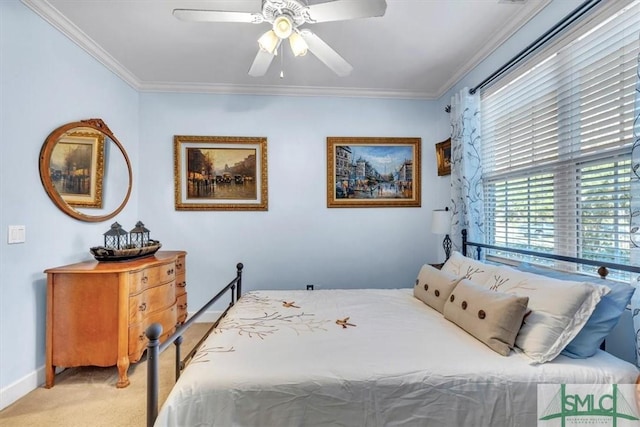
[155,289,639,427]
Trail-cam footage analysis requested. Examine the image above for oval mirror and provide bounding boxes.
[39,118,132,222]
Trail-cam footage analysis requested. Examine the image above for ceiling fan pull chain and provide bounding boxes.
[280,43,285,79]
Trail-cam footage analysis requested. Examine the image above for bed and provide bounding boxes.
[146,232,640,427]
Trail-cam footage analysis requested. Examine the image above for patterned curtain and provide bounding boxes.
[449,88,485,253]
[631,34,640,366]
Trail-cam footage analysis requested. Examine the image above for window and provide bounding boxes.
[480,1,639,276]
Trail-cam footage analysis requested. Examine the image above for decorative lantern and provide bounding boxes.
[103,222,128,249]
[129,221,151,248]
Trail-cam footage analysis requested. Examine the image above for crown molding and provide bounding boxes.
[20,0,549,100]
[434,0,552,99]
[138,81,438,100]
[19,0,436,99]
[21,0,142,90]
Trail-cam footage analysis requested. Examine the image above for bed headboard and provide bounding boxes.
[461,229,640,278]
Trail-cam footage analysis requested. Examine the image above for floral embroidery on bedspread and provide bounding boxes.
[191,345,235,365]
[335,317,356,329]
[215,312,330,339]
[212,292,331,339]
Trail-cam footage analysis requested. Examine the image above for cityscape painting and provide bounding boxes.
[174,135,268,211]
[49,130,105,208]
[327,137,421,208]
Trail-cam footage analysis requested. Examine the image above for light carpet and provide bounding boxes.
[0,323,212,427]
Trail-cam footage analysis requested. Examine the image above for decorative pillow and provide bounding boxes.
[482,266,609,363]
[413,264,462,313]
[441,251,498,284]
[443,279,529,356]
[517,263,635,358]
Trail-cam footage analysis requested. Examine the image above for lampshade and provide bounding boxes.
[289,31,308,57]
[258,30,279,54]
[273,15,293,39]
[431,209,451,235]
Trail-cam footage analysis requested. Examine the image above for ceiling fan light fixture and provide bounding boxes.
[289,31,308,57]
[258,30,279,54]
[273,15,293,39]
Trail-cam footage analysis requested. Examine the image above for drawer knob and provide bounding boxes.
[139,302,147,312]
[141,275,148,284]
[176,261,183,269]
[177,281,186,288]
[179,303,188,310]
[167,268,174,276]
[139,332,146,341]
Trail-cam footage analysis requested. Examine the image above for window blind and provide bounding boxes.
[481,0,640,274]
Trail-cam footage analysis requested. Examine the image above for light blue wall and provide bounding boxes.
[0,0,449,405]
[139,94,446,309]
[0,1,139,405]
[0,0,606,409]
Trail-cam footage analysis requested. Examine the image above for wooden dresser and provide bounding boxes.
[44,250,187,388]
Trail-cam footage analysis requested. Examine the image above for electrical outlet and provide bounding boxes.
[306,284,314,291]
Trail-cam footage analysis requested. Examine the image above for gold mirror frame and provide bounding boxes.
[39,118,133,222]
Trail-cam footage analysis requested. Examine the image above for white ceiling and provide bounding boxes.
[22,0,551,99]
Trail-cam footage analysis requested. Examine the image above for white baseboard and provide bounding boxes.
[0,365,46,411]
[0,310,223,411]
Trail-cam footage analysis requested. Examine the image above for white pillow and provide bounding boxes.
[481,266,609,364]
[441,251,497,284]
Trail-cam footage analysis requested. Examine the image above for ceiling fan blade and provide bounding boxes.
[305,0,387,23]
[173,9,263,24]
[299,30,353,77]
[248,49,276,77]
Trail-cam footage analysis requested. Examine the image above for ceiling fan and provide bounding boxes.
[173,0,387,77]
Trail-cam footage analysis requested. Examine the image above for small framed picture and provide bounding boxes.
[435,138,451,176]
[327,137,421,208]
[174,135,268,211]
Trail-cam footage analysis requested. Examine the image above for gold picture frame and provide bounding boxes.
[327,137,421,208]
[435,138,451,176]
[174,135,268,211]
[49,130,105,208]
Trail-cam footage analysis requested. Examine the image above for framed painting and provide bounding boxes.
[435,138,451,176]
[327,137,421,208]
[49,130,105,208]
[174,135,268,211]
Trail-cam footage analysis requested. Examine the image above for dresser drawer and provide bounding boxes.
[129,281,176,324]
[175,255,186,276]
[176,276,187,297]
[129,304,177,361]
[129,261,176,294]
[177,292,188,324]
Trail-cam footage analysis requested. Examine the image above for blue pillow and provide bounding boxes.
[517,263,635,358]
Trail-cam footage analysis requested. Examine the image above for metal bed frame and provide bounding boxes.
[145,262,244,427]
[461,229,640,278]
[143,231,640,426]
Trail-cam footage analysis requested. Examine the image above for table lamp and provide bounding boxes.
[431,207,452,261]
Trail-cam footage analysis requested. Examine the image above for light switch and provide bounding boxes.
[8,225,26,244]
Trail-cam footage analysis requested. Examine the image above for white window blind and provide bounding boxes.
[481,0,639,274]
